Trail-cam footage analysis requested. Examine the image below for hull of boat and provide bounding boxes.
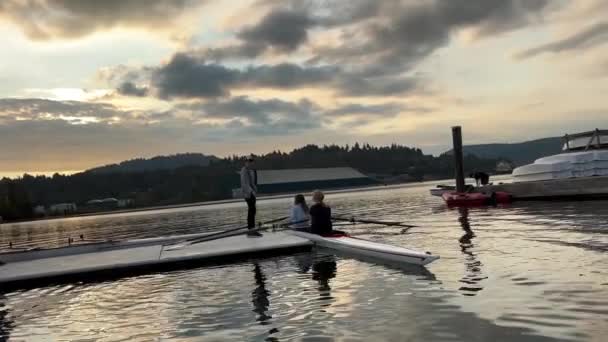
[442,191,511,207]
[430,188,451,197]
[287,231,438,266]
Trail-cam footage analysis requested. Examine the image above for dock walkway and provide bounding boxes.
[0,232,312,291]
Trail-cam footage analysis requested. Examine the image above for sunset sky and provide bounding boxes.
[1,0,607,176]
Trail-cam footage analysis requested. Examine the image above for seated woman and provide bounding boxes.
[290,194,310,231]
[309,190,345,236]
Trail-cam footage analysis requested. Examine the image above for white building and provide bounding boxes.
[49,203,77,215]
[33,205,46,216]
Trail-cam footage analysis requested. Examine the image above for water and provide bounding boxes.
[1,183,607,341]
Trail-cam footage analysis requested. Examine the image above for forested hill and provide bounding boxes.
[0,143,500,221]
[87,153,218,173]
[455,137,562,166]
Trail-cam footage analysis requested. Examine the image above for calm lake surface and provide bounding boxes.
[1,182,607,341]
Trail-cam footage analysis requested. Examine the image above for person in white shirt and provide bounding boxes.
[240,156,260,237]
[290,194,310,231]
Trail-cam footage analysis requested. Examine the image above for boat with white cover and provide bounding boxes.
[476,129,608,199]
[512,129,608,183]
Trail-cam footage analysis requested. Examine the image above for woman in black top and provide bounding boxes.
[309,190,334,236]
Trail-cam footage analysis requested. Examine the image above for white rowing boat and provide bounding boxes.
[287,231,439,266]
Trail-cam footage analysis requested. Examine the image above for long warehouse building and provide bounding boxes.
[233,167,376,197]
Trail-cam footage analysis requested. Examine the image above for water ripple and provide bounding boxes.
[1,183,607,340]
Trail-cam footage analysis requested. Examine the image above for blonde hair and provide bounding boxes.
[312,190,324,203]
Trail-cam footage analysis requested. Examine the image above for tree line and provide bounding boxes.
[0,143,500,221]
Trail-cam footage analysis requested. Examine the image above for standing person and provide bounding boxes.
[290,194,310,231]
[241,155,261,237]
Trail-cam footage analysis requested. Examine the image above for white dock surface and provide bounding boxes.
[0,232,311,286]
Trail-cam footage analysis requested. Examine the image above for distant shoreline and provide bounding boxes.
[2,181,430,226]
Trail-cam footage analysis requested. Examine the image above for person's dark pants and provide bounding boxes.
[245,195,256,229]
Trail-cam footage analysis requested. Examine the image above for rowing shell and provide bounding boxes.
[287,231,439,266]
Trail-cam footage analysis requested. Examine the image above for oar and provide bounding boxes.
[332,216,417,228]
[164,216,289,250]
[183,216,288,244]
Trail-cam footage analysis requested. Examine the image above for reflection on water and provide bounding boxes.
[0,294,12,339]
[457,207,486,296]
[1,183,607,341]
[251,263,272,324]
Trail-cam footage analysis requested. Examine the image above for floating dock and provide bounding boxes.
[0,232,312,292]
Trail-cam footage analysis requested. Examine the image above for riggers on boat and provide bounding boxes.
[287,230,439,266]
[442,191,511,207]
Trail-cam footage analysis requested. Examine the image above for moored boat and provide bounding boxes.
[478,129,608,200]
[442,191,511,207]
[513,129,608,183]
[429,184,455,197]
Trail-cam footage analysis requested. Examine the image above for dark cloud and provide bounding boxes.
[516,21,608,60]
[112,53,421,99]
[117,81,149,97]
[311,0,552,74]
[205,1,385,60]
[100,0,553,99]
[176,96,321,136]
[335,74,421,97]
[238,9,312,52]
[0,98,127,121]
[325,103,404,117]
[199,96,317,125]
[0,0,204,40]
[151,53,239,99]
[241,63,336,88]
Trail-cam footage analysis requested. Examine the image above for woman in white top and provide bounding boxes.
[290,194,310,230]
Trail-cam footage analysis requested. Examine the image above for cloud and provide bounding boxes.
[0,98,126,122]
[310,0,552,75]
[205,1,380,60]
[98,0,552,100]
[516,21,608,59]
[0,0,206,40]
[241,63,335,88]
[325,103,410,117]
[151,53,238,99]
[109,53,422,98]
[117,82,149,97]
[238,9,312,53]
[334,74,421,97]
[176,96,322,137]
[199,96,318,124]
[0,96,326,170]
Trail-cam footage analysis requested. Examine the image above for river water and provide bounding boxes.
[0,182,607,341]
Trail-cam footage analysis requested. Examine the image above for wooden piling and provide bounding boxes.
[452,126,466,193]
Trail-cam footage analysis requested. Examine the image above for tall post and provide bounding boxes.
[452,126,466,193]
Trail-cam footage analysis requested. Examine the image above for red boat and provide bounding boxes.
[442,191,511,206]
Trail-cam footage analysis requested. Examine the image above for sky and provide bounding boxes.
[1,0,608,176]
